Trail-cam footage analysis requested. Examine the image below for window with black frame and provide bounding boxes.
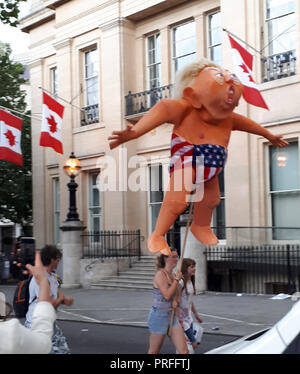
[51,67,57,97]
[147,33,161,90]
[88,172,101,234]
[149,164,164,234]
[81,48,99,125]
[269,142,300,240]
[207,11,222,66]
[172,21,196,73]
[212,170,226,240]
[263,0,296,81]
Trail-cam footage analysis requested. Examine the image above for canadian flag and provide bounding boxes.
[40,92,64,154]
[0,109,23,166]
[227,33,269,110]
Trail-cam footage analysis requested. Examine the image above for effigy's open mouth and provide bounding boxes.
[226,85,235,104]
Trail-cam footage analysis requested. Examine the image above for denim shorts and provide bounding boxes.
[185,323,196,343]
[148,306,180,335]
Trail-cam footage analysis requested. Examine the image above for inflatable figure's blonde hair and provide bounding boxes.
[173,58,221,99]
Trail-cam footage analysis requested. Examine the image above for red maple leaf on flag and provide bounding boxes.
[239,63,255,83]
[4,129,16,146]
[47,115,58,133]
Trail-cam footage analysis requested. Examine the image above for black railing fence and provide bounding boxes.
[125,85,172,116]
[168,225,300,294]
[82,230,141,259]
[262,50,296,82]
[81,104,99,126]
[205,244,300,295]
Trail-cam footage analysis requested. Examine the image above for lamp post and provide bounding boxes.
[60,152,85,289]
[63,152,81,221]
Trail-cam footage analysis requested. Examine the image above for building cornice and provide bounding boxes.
[55,0,118,29]
[99,17,133,32]
[44,0,71,9]
[20,8,55,33]
[27,58,44,69]
[53,38,72,50]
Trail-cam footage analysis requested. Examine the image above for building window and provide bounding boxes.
[53,178,60,244]
[81,48,99,126]
[51,67,57,96]
[88,172,101,232]
[262,0,296,81]
[207,11,222,66]
[149,164,164,233]
[269,142,300,239]
[147,33,161,89]
[173,21,196,73]
[212,170,226,240]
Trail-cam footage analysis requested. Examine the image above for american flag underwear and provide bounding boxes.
[169,133,227,184]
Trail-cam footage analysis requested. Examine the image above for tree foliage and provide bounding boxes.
[0,42,32,227]
[0,0,26,27]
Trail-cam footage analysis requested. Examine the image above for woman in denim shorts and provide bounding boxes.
[148,250,188,354]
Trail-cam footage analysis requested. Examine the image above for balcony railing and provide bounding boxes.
[81,104,99,126]
[125,84,173,117]
[262,50,296,82]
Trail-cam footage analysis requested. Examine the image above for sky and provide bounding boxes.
[0,1,31,57]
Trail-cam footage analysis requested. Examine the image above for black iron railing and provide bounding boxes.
[262,50,296,82]
[205,244,300,295]
[82,230,141,259]
[125,85,173,116]
[81,104,99,126]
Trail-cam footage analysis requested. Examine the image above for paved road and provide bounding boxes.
[1,284,296,337]
[58,320,237,354]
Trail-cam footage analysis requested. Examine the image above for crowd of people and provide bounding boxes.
[0,244,203,354]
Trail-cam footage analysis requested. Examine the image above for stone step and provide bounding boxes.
[90,256,157,291]
[91,281,153,291]
[99,277,152,285]
[116,274,154,280]
[121,271,154,277]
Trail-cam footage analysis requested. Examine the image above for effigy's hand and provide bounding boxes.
[108,124,134,149]
[268,134,289,147]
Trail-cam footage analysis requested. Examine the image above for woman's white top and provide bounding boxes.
[179,279,194,331]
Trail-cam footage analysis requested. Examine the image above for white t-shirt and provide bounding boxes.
[26,272,59,324]
[179,279,194,331]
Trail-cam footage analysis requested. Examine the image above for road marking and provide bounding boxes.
[64,308,149,311]
[200,313,266,326]
[58,309,147,326]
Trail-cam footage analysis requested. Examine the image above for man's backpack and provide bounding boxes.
[13,276,36,318]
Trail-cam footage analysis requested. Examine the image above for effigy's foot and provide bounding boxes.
[147,234,172,255]
[190,223,218,246]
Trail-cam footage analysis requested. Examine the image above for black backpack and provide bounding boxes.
[13,276,36,318]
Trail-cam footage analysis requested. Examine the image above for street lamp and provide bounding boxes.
[63,152,81,221]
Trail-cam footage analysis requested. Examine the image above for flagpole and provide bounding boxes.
[223,28,262,56]
[38,87,86,113]
[0,104,41,120]
[223,28,275,64]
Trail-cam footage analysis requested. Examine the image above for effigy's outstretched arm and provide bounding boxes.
[232,112,288,147]
[108,99,187,149]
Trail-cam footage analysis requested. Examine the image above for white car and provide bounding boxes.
[205,300,300,354]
